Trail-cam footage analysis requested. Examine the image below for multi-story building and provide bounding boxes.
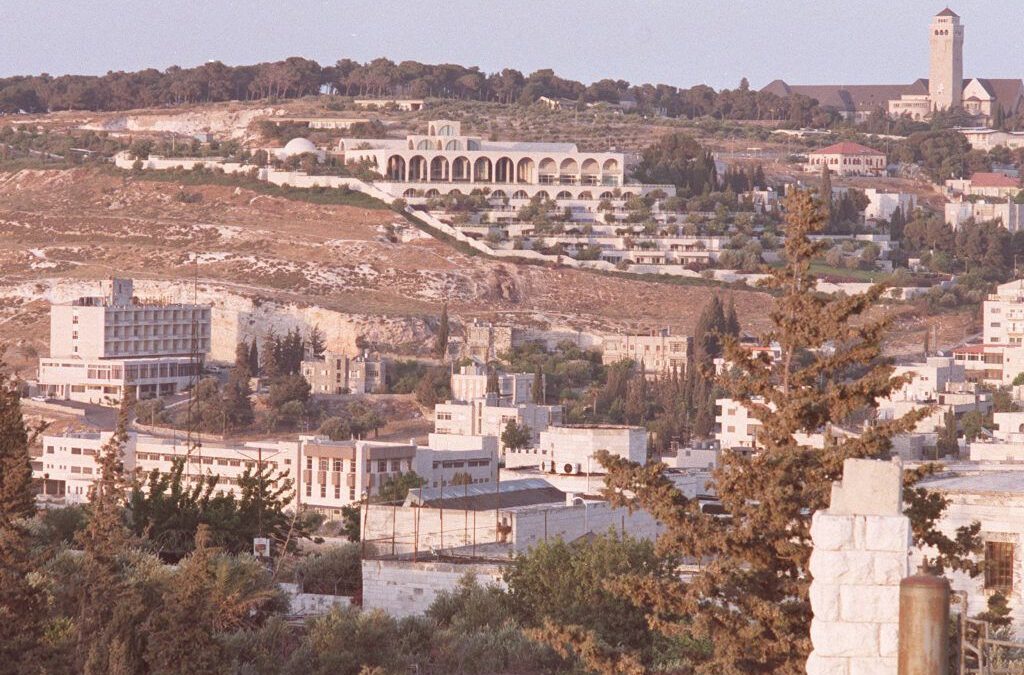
[946,173,1021,200]
[301,351,387,395]
[433,393,562,455]
[805,142,887,177]
[863,189,916,222]
[37,278,211,404]
[945,199,1024,231]
[506,424,646,473]
[601,330,690,378]
[36,430,494,520]
[450,361,534,405]
[36,431,299,506]
[464,321,524,362]
[337,119,672,202]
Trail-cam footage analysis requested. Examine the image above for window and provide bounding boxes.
[378,460,387,472]
[305,484,312,497]
[334,486,341,499]
[985,541,1015,591]
[349,488,356,500]
[320,485,326,498]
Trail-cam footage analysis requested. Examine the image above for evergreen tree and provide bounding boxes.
[260,331,281,379]
[935,409,959,458]
[434,303,450,360]
[143,525,225,674]
[724,296,741,338]
[586,189,982,674]
[0,355,45,670]
[234,341,251,379]
[532,368,545,404]
[75,397,144,674]
[247,339,260,376]
[820,163,833,225]
[307,324,326,360]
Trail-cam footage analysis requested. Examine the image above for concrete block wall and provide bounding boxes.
[512,502,661,550]
[363,505,501,556]
[807,459,910,675]
[361,559,506,618]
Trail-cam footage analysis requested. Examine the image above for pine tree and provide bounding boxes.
[486,366,500,394]
[936,409,959,458]
[434,303,450,360]
[587,189,982,674]
[0,354,45,670]
[143,525,225,674]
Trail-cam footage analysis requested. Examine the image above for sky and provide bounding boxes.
[3,1,1023,90]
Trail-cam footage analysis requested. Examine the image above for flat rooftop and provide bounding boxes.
[921,470,1024,495]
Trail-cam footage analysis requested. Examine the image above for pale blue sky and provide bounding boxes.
[3,1,1022,90]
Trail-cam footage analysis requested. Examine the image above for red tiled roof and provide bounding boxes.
[809,141,884,156]
[953,344,1009,354]
[970,172,1019,188]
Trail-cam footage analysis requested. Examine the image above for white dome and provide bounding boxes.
[281,137,317,157]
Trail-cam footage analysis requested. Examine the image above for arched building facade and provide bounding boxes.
[335,119,672,201]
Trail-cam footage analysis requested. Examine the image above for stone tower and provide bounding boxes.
[929,8,964,111]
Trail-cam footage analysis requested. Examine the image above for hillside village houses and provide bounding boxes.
[450,360,535,405]
[954,279,1024,385]
[37,278,210,405]
[946,171,1022,200]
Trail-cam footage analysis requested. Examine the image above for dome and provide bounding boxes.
[281,137,317,157]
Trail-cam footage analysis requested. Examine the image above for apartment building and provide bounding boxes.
[505,424,646,472]
[433,393,562,455]
[450,361,534,405]
[35,431,299,506]
[301,351,387,395]
[602,330,690,378]
[38,278,211,404]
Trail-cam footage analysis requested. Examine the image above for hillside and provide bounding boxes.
[0,166,779,375]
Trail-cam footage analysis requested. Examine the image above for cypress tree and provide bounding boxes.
[0,355,45,669]
[75,397,141,674]
[247,339,260,376]
[434,303,450,360]
[260,331,280,379]
[532,368,544,404]
[584,189,982,673]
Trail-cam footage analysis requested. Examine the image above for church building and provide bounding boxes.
[762,9,1023,124]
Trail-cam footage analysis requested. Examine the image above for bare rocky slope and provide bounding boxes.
[0,167,781,376]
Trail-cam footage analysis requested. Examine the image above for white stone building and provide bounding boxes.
[433,394,562,455]
[805,142,887,177]
[336,119,672,202]
[945,199,1024,231]
[946,172,1021,200]
[505,424,647,473]
[36,431,299,506]
[449,362,534,405]
[38,278,211,405]
[301,351,386,395]
[601,330,690,378]
[862,188,916,222]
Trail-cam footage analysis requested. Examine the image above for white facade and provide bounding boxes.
[433,395,562,454]
[601,331,690,377]
[36,431,299,506]
[863,188,916,221]
[336,119,672,202]
[506,424,646,473]
[945,199,1024,232]
[39,278,211,405]
[450,363,534,405]
[301,351,386,395]
[716,397,762,450]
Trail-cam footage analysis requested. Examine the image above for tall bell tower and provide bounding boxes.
[929,8,964,111]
